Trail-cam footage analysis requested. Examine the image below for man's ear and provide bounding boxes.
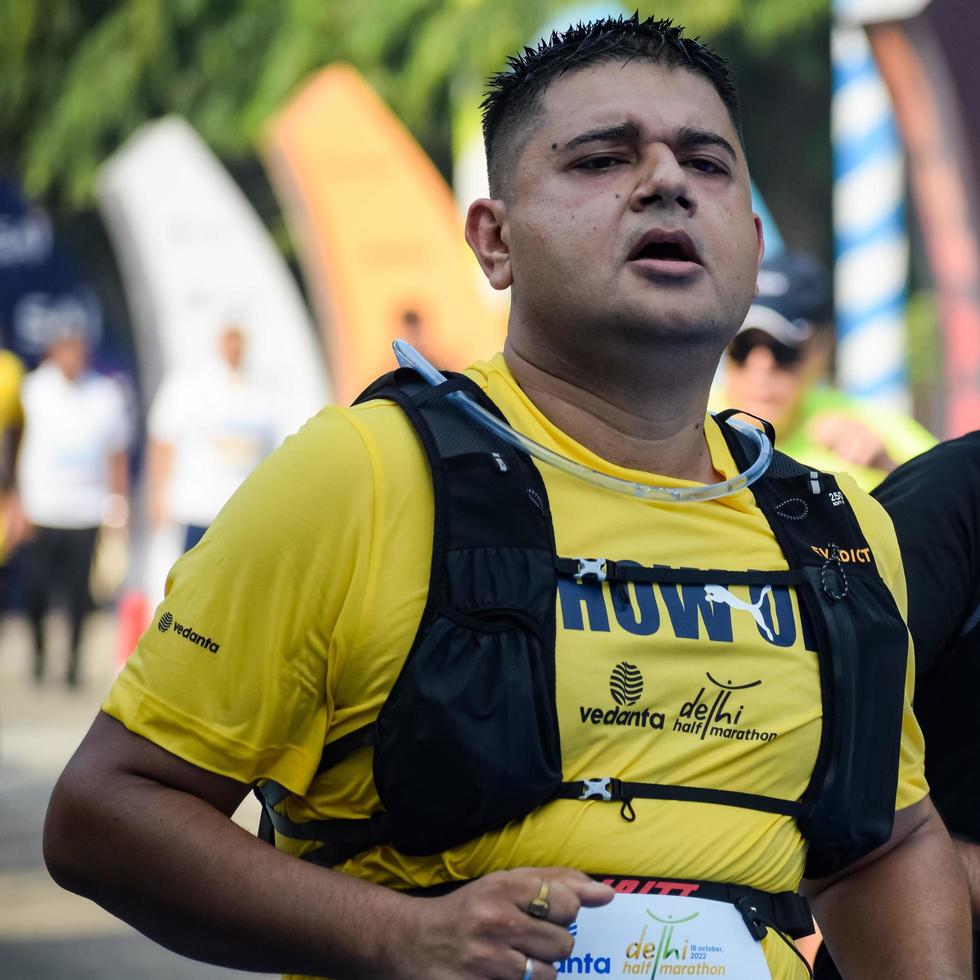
[753,214,766,273]
[465,198,512,290]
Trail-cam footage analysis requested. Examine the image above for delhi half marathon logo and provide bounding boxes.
[623,912,708,977]
[673,672,776,743]
[157,611,220,654]
[578,662,665,730]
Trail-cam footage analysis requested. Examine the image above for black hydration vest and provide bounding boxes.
[257,369,910,886]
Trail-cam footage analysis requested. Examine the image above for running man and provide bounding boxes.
[44,15,970,979]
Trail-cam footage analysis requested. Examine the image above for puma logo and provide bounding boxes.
[703,584,773,642]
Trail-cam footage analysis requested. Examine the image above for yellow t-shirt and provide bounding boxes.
[105,354,926,980]
[0,349,23,433]
[0,349,24,558]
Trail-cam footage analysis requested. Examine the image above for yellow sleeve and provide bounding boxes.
[0,351,24,430]
[837,472,929,811]
[103,405,379,794]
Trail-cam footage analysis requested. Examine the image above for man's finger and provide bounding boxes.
[503,952,557,980]
[518,867,615,908]
[512,871,612,923]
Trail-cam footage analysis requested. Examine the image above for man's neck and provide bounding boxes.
[502,338,724,484]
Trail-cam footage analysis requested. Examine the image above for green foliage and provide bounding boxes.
[905,289,941,390]
[0,0,831,215]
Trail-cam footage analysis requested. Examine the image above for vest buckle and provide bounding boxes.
[575,558,607,583]
[734,895,769,940]
[578,776,622,801]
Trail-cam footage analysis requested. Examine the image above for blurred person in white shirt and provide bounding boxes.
[17,324,130,686]
[146,324,279,554]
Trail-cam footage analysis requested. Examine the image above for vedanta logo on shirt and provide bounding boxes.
[157,611,220,654]
[580,662,666,730]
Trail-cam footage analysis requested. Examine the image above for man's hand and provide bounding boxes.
[2,489,29,551]
[808,412,896,472]
[401,868,614,979]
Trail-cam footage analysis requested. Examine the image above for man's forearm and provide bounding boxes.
[807,805,972,979]
[45,767,415,976]
[46,716,612,979]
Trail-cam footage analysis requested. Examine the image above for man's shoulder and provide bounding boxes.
[0,348,23,381]
[268,397,430,497]
[81,368,125,394]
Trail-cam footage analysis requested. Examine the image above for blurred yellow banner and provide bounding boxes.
[265,64,505,404]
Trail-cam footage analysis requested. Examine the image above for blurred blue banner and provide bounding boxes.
[0,179,113,370]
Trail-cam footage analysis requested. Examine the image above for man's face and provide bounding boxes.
[49,336,88,380]
[219,327,245,370]
[501,60,763,355]
[723,330,814,429]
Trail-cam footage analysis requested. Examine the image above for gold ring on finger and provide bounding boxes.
[527,879,551,919]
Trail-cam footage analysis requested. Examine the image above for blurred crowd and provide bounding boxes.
[0,317,279,687]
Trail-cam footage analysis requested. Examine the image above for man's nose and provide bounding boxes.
[742,345,779,375]
[629,147,693,212]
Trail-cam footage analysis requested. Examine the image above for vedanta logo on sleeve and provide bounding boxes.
[157,611,220,654]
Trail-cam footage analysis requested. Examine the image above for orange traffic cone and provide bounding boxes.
[116,589,150,667]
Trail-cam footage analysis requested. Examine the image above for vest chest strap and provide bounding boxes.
[555,556,807,587]
[556,777,805,819]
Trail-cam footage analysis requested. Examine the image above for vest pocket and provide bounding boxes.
[373,606,562,855]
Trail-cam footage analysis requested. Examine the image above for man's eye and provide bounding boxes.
[687,158,728,175]
[575,155,623,171]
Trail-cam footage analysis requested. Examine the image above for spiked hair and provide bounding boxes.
[481,13,741,198]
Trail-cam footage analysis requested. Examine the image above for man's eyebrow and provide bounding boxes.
[559,122,738,162]
[677,127,738,162]
[560,121,640,152]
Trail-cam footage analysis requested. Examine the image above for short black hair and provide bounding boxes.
[481,13,741,198]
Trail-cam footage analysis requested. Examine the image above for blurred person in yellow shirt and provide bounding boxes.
[718,252,935,491]
[0,346,26,570]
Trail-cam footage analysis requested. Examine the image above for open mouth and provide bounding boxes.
[628,231,702,268]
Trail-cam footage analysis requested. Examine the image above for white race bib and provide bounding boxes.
[558,889,772,978]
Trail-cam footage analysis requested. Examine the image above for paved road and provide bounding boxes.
[0,611,275,979]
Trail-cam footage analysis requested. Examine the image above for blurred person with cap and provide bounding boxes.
[146,323,279,554]
[16,322,130,686]
[720,251,935,491]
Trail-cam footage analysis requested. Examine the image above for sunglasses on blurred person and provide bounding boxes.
[727,331,806,371]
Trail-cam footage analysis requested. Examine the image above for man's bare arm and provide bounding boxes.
[145,438,173,527]
[954,838,980,924]
[44,712,611,979]
[802,796,972,979]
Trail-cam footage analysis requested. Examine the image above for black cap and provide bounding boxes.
[754,252,833,323]
[737,251,834,347]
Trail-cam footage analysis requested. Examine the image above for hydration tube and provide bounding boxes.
[392,340,772,503]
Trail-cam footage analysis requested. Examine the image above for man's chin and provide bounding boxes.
[612,305,735,348]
